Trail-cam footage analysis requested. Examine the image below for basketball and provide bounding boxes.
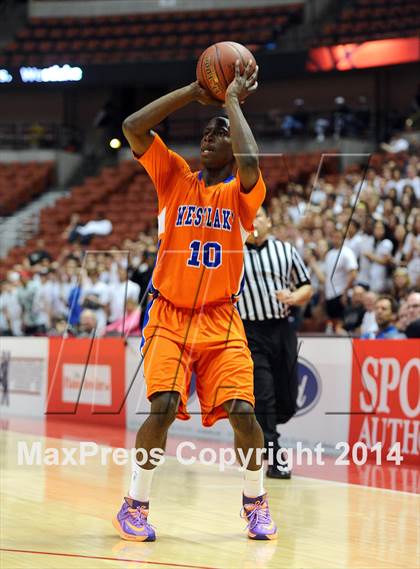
[196,41,257,101]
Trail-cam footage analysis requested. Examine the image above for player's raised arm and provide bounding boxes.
[122,83,221,156]
[224,60,259,193]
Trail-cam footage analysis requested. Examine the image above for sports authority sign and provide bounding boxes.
[349,340,419,464]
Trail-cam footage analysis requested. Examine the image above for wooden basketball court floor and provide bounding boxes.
[0,419,418,569]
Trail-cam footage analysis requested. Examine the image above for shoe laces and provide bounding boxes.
[241,500,271,530]
[127,506,151,526]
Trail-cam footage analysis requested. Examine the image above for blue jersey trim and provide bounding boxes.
[140,239,161,352]
[197,171,235,184]
[232,273,245,300]
[140,296,156,354]
[148,238,161,294]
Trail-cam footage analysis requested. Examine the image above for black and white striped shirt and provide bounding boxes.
[237,236,311,321]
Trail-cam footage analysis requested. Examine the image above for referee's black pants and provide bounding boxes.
[243,318,298,457]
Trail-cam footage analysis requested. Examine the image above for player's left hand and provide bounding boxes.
[225,59,258,102]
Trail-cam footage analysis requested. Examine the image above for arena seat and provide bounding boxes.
[1,4,304,66]
[1,148,338,277]
[316,0,420,45]
[0,162,54,216]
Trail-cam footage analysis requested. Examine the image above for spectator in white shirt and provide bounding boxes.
[17,271,45,335]
[0,279,23,336]
[287,186,306,224]
[403,214,420,288]
[67,212,113,246]
[364,220,393,293]
[0,282,9,335]
[360,290,378,336]
[400,164,420,199]
[345,218,363,262]
[323,192,343,216]
[390,267,411,303]
[99,252,119,285]
[392,224,407,268]
[323,228,358,322]
[384,167,407,199]
[400,186,417,219]
[380,135,409,155]
[81,268,110,334]
[77,309,99,337]
[309,181,325,206]
[387,186,398,202]
[33,269,56,329]
[108,267,140,323]
[404,291,420,338]
[358,221,375,288]
[377,196,395,219]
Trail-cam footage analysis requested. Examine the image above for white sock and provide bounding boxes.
[243,467,265,498]
[128,462,155,502]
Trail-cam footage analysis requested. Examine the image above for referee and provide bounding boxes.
[237,206,313,479]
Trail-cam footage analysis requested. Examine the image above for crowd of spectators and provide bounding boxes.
[0,149,419,339]
[267,95,375,141]
[269,150,419,337]
[0,233,157,338]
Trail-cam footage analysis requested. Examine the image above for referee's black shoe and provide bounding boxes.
[266,463,292,479]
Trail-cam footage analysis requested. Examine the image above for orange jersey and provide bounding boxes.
[137,134,265,308]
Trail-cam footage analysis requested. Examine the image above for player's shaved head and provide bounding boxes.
[205,116,230,131]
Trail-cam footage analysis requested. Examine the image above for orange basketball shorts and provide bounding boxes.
[140,295,255,427]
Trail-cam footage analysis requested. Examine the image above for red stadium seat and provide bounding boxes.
[0,162,54,216]
[1,5,307,64]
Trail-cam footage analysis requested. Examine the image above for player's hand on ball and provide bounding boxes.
[191,81,223,107]
[225,59,258,102]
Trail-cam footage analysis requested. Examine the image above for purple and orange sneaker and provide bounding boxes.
[241,494,278,540]
[113,497,156,542]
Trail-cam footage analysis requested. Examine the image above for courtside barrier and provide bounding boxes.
[0,337,418,463]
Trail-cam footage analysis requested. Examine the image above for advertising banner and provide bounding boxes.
[279,338,352,453]
[307,37,420,72]
[0,337,49,417]
[125,338,353,450]
[47,337,126,426]
[125,338,150,432]
[3,335,417,464]
[349,340,419,464]
[125,337,234,441]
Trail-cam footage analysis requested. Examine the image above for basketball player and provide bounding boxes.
[114,61,277,541]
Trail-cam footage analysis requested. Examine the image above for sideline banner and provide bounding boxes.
[125,338,353,449]
[47,337,126,426]
[0,337,48,417]
[125,338,150,431]
[125,337,234,441]
[2,335,418,463]
[349,340,419,464]
[278,338,352,453]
